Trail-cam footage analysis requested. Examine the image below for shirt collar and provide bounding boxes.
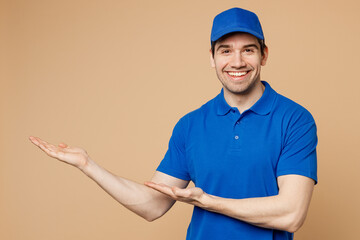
[216,89,232,116]
[249,81,277,115]
[215,81,277,116]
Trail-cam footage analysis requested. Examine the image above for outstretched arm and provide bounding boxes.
[145,174,314,232]
[29,136,188,221]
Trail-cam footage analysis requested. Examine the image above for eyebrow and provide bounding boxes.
[216,44,231,51]
[243,44,259,49]
[216,43,259,52]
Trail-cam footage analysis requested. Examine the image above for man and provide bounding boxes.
[30,7,317,240]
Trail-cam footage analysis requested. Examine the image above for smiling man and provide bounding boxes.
[30,8,317,240]
[211,32,267,112]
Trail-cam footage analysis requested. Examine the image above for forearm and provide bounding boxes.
[202,194,304,232]
[146,175,314,232]
[80,158,174,221]
[28,136,180,221]
[200,176,314,233]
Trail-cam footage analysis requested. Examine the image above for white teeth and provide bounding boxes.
[228,72,247,77]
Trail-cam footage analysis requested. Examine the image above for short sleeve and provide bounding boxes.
[276,115,318,184]
[156,116,191,181]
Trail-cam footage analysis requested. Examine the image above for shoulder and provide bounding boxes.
[271,93,317,147]
[180,94,218,122]
[273,93,316,127]
[174,94,218,132]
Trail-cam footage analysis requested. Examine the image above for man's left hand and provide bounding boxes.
[144,181,208,208]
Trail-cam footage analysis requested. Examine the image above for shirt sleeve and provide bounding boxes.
[276,112,318,184]
[156,116,191,181]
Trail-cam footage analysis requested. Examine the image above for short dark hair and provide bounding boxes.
[211,33,267,57]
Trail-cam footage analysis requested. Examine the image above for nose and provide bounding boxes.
[230,52,246,69]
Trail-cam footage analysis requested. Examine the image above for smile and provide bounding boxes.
[227,71,248,77]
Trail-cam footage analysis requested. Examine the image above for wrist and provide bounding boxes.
[200,192,222,213]
[198,192,212,210]
[79,156,94,175]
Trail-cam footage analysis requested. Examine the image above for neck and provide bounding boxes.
[223,81,265,113]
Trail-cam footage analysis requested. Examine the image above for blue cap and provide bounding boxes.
[211,8,264,43]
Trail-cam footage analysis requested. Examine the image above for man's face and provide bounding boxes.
[210,33,268,97]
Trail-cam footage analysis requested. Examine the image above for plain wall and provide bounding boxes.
[1,0,360,239]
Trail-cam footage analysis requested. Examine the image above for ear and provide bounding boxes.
[209,49,215,68]
[261,46,269,66]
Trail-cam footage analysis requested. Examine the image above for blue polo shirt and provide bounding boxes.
[157,81,317,240]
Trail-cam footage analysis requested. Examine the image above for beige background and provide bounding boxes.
[1,0,359,239]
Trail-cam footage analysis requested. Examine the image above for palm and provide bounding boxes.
[145,182,206,207]
[29,136,88,168]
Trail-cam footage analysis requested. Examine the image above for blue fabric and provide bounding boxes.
[211,8,264,42]
[157,81,317,240]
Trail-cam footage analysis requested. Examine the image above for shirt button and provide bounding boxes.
[234,135,239,140]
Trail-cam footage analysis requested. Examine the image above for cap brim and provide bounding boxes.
[211,27,264,42]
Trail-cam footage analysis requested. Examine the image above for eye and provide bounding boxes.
[244,48,255,53]
[221,49,231,54]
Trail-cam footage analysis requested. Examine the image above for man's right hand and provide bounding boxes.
[29,136,89,170]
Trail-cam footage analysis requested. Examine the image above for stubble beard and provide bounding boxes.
[217,71,261,96]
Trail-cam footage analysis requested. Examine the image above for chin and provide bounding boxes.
[227,85,253,95]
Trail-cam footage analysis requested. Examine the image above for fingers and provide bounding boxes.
[144,182,205,207]
[171,186,189,197]
[32,137,54,150]
[58,143,68,148]
[144,182,175,197]
[29,136,48,149]
[29,136,88,162]
[29,136,63,158]
[29,136,50,147]
[33,137,53,154]
[30,136,67,150]
[29,136,40,146]
[144,182,189,199]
